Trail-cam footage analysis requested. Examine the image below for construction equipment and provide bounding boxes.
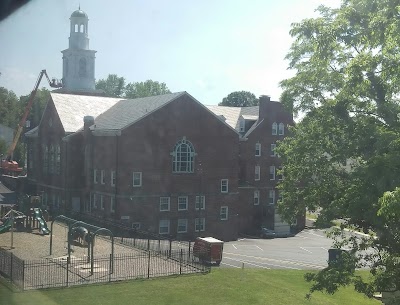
[1,70,62,176]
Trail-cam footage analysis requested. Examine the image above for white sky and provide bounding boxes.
[0,0,340,104]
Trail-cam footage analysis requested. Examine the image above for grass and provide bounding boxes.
[0,269,380,305]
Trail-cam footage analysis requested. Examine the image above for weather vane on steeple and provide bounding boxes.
[79,4,81,10]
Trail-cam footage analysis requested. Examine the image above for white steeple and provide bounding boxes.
[61,8,96,92]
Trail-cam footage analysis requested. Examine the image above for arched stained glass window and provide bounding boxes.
[171,138,195,173]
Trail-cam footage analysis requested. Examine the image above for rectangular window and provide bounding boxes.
[221,179,229,193]
[254,190,260,205]
[177,219,188,233]
[271,143,276,157]
[110,196,115,213]
[269,166,275,180]
[272,123,278,135]
[195,196,206,210]
[278,123,285,135]
[111,170,116,187]
[277,166,283,180]
[195,218,205,232]
[93,169,98,184]
[159,219,170,234]
[92,193,97,208]
[133,172,142,187]
[269,190,275,205]
[255,165,260,181]
[101,170,105,184]
[255,143,261,156]
[178,196,188,211]
[278,191,283,203]
[220,206,228,220]
[100,195,104,210]
[160,197,170,211]
[239,119,245,132]
[132,222,141,230]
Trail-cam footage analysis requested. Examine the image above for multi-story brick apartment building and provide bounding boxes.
[24,9,303,241]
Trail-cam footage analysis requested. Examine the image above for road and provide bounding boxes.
[221,229,333,270]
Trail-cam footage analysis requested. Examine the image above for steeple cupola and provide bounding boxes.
[61,8,96,93]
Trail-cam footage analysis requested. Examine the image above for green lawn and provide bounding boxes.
[0,269,379,305]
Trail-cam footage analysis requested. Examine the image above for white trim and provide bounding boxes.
[255,143,261,156]
[133,172,142,187]
[269,190,275,205]
[254,190,260,205]
[110,196,115,213]
[220,206,228,220]
[272,122,278,135]
[93,169,98,184]
[269,166,276,180]
[270,143,276,157]
[221,179,229,193]
[178,196,188,211]
[195,218,205,232]
[177,219,188,233]
[255,165,260,181]
[195,195,206,210]
[101,170,105,184]
[160,197,170,211]
[111,170,116,187]
[159,219,170,234]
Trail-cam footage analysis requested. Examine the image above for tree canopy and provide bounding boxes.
[96,74,171,98]
[277,0,400,300]
[219,91,258,107]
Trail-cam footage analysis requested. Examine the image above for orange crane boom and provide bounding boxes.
[1,69,62,176]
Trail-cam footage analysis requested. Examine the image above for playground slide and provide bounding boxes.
[33,208,50,235]
[0,218,12,234]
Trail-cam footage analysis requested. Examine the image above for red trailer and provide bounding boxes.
[193,237,224,266]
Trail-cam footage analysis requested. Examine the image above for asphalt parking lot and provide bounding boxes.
[221,229,334,270]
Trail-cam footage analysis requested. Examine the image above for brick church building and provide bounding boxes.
[25,9,303,241]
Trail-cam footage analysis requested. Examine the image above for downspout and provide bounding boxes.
[115,134,119,220]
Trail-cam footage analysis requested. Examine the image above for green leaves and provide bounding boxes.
[219,91,258,107]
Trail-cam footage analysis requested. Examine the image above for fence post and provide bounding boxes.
[133,236,136,247]
[109,254,112,282]
[22,260,25,291]
[158,239,161,253]
[10,253,13,284]
[188,241,191,259]
[147,239,150,251]
[147,250,151,279]
[169,239,172,258]
[179,249,182,275]
[66,256,69,287]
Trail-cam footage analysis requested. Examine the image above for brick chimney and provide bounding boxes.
[258,95,271,120]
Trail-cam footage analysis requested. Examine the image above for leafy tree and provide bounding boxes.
[96,74,126,97]
[219,91,258,107]
[277,0,400,300]
[0,87,19,128]
[124,80,171,99]
[19,88,50,128]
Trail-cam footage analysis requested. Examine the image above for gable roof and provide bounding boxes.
[50,92,185,133]
[206,105,259,132]
[91,92,185,131]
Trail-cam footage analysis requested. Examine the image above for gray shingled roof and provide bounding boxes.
[51,92,185,133]
[51,93,122,133]
[92,92,185,130]
[206,105,259,131]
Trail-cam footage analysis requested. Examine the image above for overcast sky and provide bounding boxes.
[0,0,340,104]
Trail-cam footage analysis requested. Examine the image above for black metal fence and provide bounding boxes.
[0,249,209,290]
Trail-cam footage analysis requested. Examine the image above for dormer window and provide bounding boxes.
[239,119,245,132]
[171,137,196,173]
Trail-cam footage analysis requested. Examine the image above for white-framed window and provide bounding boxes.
[101,170,105,184]
[195,195,206,210]
[272,122,278,135]
[92,193,97,208]
[177,219,188,233]
[278,123,285,135]
[171,138,195,173]
[100,195,104,210]
[255,165,260,181]
[110,196,115,213]
[278,166,283,180]
[160,197,170,211]
[159,219,170,234]
[93,169,98,184]
[239,119,245,132]
[111,170,116,187]
[269,190,275,205]
[133,172,142,187]
[220,206,228,220]
[195,218,205,232]
[221,179,229,193]
[255,143,261,156]
[271,143,276,157]
[254,190,260,205]
[269,166,276,180]
[178,196,188,211]
[132,222,141,230]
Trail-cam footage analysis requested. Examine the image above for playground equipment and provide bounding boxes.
[0,218,13,234]
[50,215,114,275]
[32,208,50,235]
